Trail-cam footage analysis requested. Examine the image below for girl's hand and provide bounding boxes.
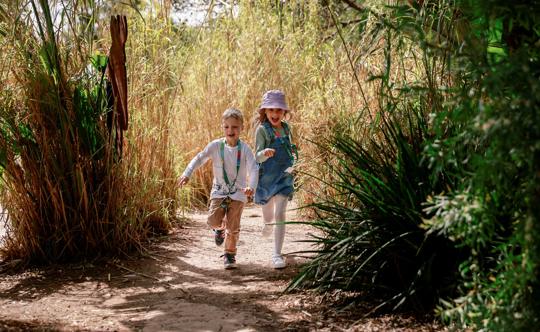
[243,187,254,196]
[178,176,189,187]
[263,148,276,158]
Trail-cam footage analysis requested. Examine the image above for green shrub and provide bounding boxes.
[289,109,462,313]
[419,0,540,329]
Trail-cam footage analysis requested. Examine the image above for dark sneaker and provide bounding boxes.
[223,253,236,269]
[214,229,225,246]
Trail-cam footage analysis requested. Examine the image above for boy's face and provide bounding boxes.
[222,117,243,146]
[264,108,286,127]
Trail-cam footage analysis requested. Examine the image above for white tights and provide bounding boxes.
[261,195,288,257]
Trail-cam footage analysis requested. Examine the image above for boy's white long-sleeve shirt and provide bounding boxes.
[182,138,258,203]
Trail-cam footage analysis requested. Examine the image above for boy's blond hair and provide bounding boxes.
[222,108,244,124]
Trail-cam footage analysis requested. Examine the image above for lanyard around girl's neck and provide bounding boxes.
[220,139,242,192]
[271,124,298,164]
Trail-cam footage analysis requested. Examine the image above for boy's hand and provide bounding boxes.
[263,148,276,158]
[243,187,254,196]
[178,176,189,187]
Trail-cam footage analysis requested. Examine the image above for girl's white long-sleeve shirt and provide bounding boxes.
[181,138,258,203]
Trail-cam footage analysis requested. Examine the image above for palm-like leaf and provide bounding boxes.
[289,110,460,313]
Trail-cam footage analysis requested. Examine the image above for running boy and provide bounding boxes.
[178,108,258,269]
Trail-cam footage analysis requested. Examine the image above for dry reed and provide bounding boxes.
[0,1,177,263]
[169,1,430,211]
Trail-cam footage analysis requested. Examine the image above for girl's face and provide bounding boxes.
[264,108,286,127]
[222,117,243,146]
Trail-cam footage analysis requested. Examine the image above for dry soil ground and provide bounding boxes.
[0,203,445,331]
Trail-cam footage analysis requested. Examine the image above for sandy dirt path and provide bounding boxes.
[0,203,443,331]
[0,203,317,331]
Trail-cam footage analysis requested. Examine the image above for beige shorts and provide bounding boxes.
[207,197,245,254]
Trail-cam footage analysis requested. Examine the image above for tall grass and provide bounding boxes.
[120,4,180,230]
[0,1,176,263]
[169,0,380,208]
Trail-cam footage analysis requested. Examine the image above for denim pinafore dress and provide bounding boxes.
[255,121,295,205]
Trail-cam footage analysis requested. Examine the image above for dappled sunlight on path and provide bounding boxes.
[0,203,316,331]
[0,203,444,331]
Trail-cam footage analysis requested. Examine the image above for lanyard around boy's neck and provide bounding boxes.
[220,139,242,193]
[271,124,298,164]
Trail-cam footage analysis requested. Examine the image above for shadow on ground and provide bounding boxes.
[0,217,309,331]
[0,207,444,332]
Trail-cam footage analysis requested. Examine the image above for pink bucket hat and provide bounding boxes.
[259,90,289,111]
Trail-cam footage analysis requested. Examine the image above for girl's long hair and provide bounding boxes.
[253,108,291,128]
[254,108,268,127]
[251,108,292,147]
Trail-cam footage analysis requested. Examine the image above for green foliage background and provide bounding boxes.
[287,0,540,330]
[422,0,540,329]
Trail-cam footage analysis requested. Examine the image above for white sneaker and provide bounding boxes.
[272,255,286,269]
[262,224,273,238]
